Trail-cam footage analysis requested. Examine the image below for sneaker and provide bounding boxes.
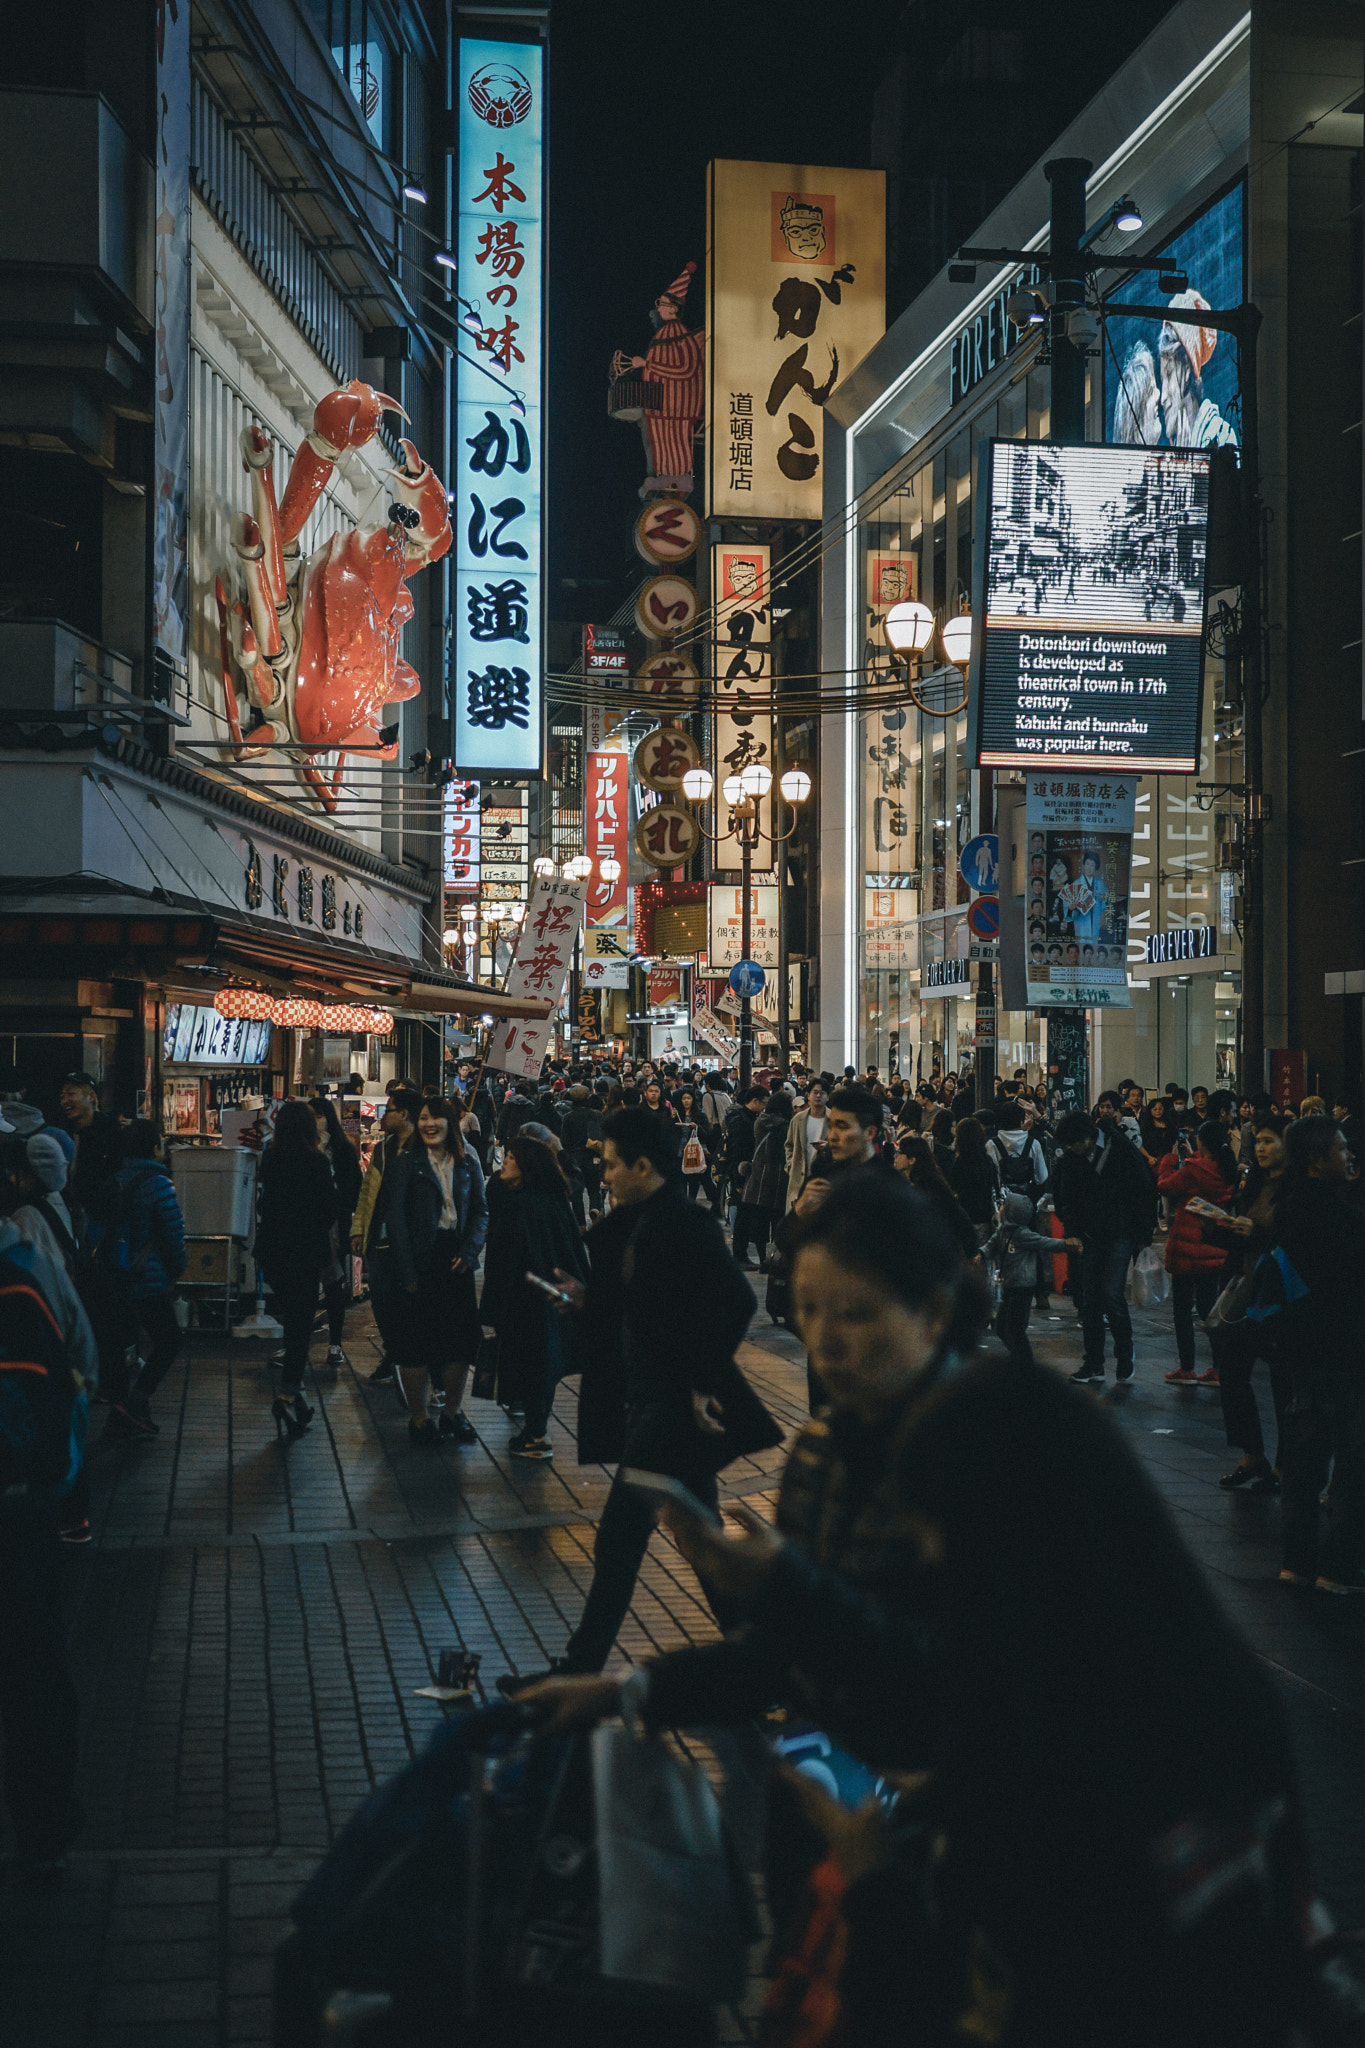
[326,1345,348,1369]
[1164,1367,1198,1385]
[1220,1459,1271,1490]
[438,1409,478,1444]
[109,1399,158,1439]
[368,1359,396,1384]
[1315,1570,1365,1596]
[508,1431,553,1461]
[59,1519,91,1545]
[496,1657,568,1699]
[1070,1365,1103,1385]
[1279,1568,1313,1587]
[1115,1361,1135,1385]
[1195,1366,1220,1387]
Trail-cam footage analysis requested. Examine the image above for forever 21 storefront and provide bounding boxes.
[818,0,1365,1103]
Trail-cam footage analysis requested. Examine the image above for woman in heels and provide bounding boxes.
[257,1099,338,1438]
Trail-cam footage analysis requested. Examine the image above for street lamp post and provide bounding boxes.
[682,741,810,1095]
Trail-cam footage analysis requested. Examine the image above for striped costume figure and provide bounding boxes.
[638,261,704,494]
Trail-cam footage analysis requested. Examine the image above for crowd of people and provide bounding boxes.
[2,1046,1364,2041]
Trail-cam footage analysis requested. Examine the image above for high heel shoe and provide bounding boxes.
[272,1394,314,1440]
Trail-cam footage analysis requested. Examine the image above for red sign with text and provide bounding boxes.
[586,750,628,926]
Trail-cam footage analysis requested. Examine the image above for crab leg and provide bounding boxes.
[279,380,407,545]
[239,424,287,610]
[231,515,284,661]
[214,578,246,758]
[301,753,340,816]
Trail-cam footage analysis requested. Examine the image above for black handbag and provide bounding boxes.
[471,1331,499,1402]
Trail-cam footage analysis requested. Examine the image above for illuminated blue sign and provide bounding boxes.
[454,36,544,775]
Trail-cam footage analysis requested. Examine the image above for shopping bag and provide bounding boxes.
[680,1124,706,1176]
[591,1724,754,2005]
[1208,1271,1253,1327]
[1131,1245,1168,1308]
[471,1331,499,1402]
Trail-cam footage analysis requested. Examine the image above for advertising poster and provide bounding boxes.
[708,883,780,969]
[971,441,1210,773]
[453,36,544,775]
[585,750,628,926]
[706,160,885,520]
[1105,184,1243,452]
[479,791,528,907]
[1025,774,1136,1009]
[584,927,630,989]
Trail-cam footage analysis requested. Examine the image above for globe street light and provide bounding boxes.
[883,596,967,716]
[941,610,974,670]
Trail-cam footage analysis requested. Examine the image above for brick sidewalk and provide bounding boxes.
[2,1285,1363,2045]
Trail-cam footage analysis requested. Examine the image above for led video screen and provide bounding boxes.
[969,440,1209,774]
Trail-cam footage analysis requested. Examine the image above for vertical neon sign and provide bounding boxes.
[453,37,544,775]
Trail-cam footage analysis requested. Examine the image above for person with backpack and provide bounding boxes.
[991,1192,1083,1368]
[1159,1121,1238,1388]
[1267,1117,1365,1594]
[89,1122,186,1437]
[257,1101,338,1440]
[0,1205,96,1870]
[741,1090,793,1269]
[987,1101,1049,1210]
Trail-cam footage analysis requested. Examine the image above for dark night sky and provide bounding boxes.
[543,0,904,617]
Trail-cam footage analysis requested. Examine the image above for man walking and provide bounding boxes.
[724,1084,768,1266]
[777,1085,894,1408]
[497,1107,780,1687]
[1053,1109,1157,1385]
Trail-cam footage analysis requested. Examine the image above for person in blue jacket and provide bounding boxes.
[100,1121,187,1439]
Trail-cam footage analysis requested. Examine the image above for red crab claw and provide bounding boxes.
[390,439,452,563]
[278,381,409,545]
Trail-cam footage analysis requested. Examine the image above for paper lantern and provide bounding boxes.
[215,986,273,1020]
[366,1008,396,1036]
[272,997,322,1029]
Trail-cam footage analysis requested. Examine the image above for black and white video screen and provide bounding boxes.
[970,442,1209,774]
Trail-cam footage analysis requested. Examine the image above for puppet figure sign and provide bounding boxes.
[214,380,451,814]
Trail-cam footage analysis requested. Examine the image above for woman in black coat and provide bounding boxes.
[386,1097,488,1448]
[479,1136,587,1461]
[313,1096,363,1370]
[257,1099,338,1437]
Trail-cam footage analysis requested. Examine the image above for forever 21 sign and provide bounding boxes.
[949,264,1043,408]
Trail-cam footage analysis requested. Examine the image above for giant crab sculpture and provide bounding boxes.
[214,381,450,813]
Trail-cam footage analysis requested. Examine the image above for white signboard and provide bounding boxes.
[707,883,780,969]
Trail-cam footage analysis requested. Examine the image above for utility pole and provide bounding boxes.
[738,816,754,1094]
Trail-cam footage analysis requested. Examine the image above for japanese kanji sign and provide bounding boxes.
[455,37,544,775]
[584,926,630,988]
[636,652,702,704]
[442,778,481,894]
[585,750,628,927]
[634,500,702,566]
[634,725,700,794]
[708,884,780,969]
[633,802,702,871]
[704,160,885,520]
[712,542,773,860]
[488,872,587,1076]
[635,574,698,643]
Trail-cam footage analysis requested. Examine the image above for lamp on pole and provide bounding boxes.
[682,738,810,1093]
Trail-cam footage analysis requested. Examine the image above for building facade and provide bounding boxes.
[820,0,1364,1101]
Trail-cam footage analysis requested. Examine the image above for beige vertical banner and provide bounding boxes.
[705,160,885,521]
[711,540,774,878]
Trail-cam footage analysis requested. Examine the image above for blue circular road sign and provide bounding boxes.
[959,834,999,893]
[967,896,1000,940]
[728,959,766,1000]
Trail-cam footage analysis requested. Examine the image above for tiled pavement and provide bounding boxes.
[2,1278,1364,2046]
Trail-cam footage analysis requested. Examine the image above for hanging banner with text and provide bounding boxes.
[487,873,585,1076]
[453,35,545,776]
[970,441,1210,774]
[1024,773,1135,1009]
[585,750,628,926]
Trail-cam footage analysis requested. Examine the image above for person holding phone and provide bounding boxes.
[521,1176,1306,2048]
[478,1137,586,1460]
[496,1106,780,1690]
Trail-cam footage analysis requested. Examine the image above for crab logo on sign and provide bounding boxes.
[468,61,532,127]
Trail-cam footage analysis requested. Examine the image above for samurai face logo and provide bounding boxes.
[468,61,532,128]
[779,195,827,260]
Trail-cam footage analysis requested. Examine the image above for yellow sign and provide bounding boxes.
[705,159,885,520]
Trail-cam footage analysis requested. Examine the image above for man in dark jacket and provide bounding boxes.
[558,1083,603,1215]
[497,1107,780,1687]
[99,1122,187,1434]
[1053,1109,1157,1386]
[1272,1117,1365,1592]
[724,1084,768,1266]
[59,1071,122,1214]
[776,1085,894,1410]
[350,1088,420,1386]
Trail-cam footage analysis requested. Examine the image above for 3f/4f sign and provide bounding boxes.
[453,37,545,776]
[969,441,1210,775]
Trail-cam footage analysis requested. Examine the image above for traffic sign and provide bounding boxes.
[966,896,1000,940]
[959,834,999,893]
[728,959,766,1000]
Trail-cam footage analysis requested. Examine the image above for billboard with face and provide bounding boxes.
[1104,183,1244,453]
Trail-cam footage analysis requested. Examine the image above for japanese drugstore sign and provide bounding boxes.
[454,38,545,776]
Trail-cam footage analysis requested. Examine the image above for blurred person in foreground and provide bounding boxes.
[524,1175,1313,2048]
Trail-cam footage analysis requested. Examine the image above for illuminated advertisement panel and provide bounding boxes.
[453,36,544,775]
[969,441,1209,774]
[1104,183,1244,453]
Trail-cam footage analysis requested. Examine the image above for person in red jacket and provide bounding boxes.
[1160,1121,1237,1386]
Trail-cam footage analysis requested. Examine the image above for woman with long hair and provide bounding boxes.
[526,1176,1307,2048]
[948,1115,999,1238]
[312,1096,363,1370]
[1208,1114,1291,1490]
[1159,1120,1238,1387]
[894,1133,980,1261]
[929,1105,956,1178]
[387,1097,488,1448]
[257,1099,338,1438]
[479,1137,587,1461]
